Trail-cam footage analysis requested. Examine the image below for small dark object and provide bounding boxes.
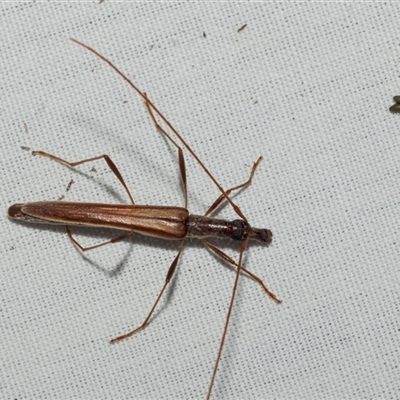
[389,96,400,113]
[66,179,74,192]
[238,24,247,32]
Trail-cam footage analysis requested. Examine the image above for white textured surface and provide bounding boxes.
[1,3,400,399]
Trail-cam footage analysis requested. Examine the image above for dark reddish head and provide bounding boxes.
[249,226,273,243]
[231,219,272,244]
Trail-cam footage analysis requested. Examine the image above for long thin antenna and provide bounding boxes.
[207,237,249,399]
[70,38,247,222]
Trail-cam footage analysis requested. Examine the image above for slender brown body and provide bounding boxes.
[8,201,272,243]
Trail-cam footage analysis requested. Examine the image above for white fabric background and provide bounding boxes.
[1,3,399,400]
